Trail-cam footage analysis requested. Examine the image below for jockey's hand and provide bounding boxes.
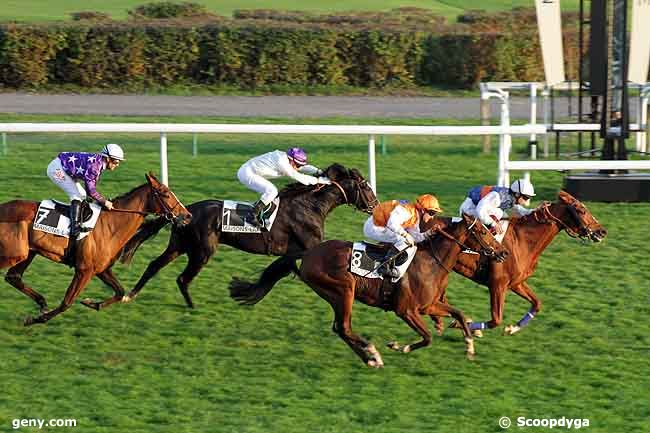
[317,176,331,185]
[403,232,416,247]
[104,200,114,210]
[490,222,503,235]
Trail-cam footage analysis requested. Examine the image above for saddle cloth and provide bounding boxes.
[221,197,280,233]
[32,199,102,239]
[349,241,416,282]
[350,242,388,280]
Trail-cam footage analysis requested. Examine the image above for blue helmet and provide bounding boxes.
[287,147,308,166]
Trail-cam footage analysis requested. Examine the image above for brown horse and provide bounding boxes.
[231,215,508,367]
[452,190,607,335]
[0,173,191,325]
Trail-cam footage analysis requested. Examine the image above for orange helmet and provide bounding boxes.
[416,194,443,213]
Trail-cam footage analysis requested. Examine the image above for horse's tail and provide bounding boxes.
[120,217,170,265]
[228,252,302,305]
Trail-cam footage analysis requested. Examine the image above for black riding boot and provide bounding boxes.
[66,199,81,265]
[251,200,266,226]
[378,246,402,278]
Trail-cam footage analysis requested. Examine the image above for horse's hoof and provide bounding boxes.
[472,329,484,338]
[39,307,50,315]
[121,295,131,303]
[24,316,36,326]
[387,341,401,351]
[503,324,521,335]
[466,351,476,361]
[80,299,99,311]
[367,359,384,368]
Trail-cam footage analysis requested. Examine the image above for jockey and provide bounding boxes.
[47,143,125,244]
[363,194,443,278]
[237,147,330,226]
[459,178,535,234]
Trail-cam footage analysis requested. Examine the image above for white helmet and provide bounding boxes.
[100,143,125,161]
[510,178,536,197]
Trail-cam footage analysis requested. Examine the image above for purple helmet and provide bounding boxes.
[287,147,308,166]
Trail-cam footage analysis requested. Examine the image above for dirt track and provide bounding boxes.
[0,93,587,120]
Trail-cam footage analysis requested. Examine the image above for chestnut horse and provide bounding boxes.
[453,190,607,335]
[0,173,191,325]
[120,163,377,308]
[231,215,508,367]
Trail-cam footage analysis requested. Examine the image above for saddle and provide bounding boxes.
[221,198,280,234]
[53,200,93,224]
[32,199,102,239]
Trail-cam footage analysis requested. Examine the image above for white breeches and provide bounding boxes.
[363,218,411,250]
[47,158,86,201]
[459,197,504,225]
[237,165,278,205]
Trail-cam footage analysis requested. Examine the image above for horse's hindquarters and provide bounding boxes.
[0,221,31,268]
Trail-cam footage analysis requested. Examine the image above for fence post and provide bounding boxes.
[497,91,511,187]
[192,133,198,157]
[368,135,376,194]
[481,89,491,153]
[526,83,538,182]
[160,132,168,186]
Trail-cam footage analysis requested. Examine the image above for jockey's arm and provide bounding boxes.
[83,168,106,205]
[475,191,503,227]
[278,157,322,185]
[405,226,427,243]
[512,204,533,217]
[297,164,322,176]
[386,206,411,238]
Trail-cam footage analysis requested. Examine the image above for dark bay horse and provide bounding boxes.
[0,173,191,325]
[453,190,607,335]
[231,215,508,367]
[120,163,378,308]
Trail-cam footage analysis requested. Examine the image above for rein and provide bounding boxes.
[109,208,150,216]
[329,180,348,204]
[108,185,183,220]
[427,221,484,273]
[534,202,583,238]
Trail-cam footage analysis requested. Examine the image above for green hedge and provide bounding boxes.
[0,19,580,90]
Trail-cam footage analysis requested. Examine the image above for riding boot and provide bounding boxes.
[251,200,266,226]
[66,199,81,265]
[378,246,402,278]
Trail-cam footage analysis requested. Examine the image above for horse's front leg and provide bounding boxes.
[24,269,94,326]
[388,310,433,354]
[504,282,541,335]
[466,282,508,334]
[80,268,126,311]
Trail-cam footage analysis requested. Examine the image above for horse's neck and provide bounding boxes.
[283,187,341,219]
[112,184,149,212]
[426,227,466,272]
[511,216,561,265]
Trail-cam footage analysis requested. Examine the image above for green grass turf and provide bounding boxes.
[0,113,648,432]
[0,0,580,23]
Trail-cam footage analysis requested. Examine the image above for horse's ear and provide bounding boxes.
[146,172,160,185]
[558,190,574,203]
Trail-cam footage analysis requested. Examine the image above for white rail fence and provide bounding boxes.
[1,118,649,191]
[0,123,547,192]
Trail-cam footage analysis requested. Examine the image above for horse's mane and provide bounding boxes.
[112,182,148,202]
[278,163,352,200]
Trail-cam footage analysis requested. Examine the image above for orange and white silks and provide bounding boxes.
[372,200,418,229]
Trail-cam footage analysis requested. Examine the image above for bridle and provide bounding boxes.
[427,218,501,272]
[534,201,594,239]
[110,185,186,223]
[316,178,378,213]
